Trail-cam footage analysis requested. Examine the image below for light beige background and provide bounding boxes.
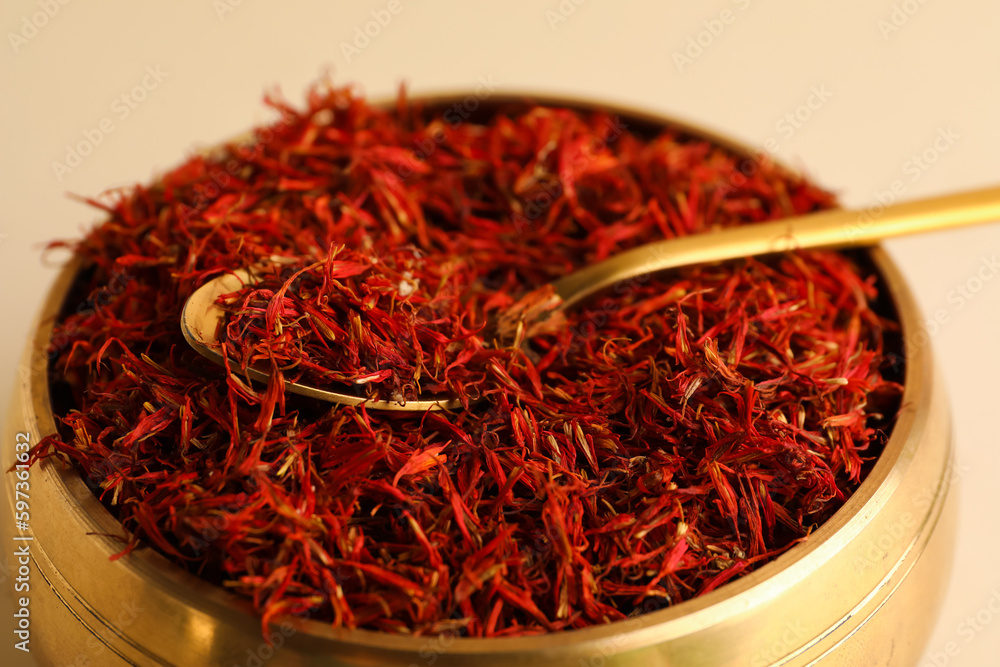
[1,1,998,665]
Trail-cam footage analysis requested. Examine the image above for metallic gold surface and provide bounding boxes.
[1,99,957,666]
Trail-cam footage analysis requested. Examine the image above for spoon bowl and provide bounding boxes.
[180,268,467,411]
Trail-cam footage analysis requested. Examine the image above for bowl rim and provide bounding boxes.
[25,92,932,655]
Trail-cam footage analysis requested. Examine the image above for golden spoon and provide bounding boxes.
[181,185,1000,411]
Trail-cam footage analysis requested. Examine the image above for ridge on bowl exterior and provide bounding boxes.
[1,96,957,667]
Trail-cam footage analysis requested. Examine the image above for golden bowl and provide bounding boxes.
[1,96,956,666]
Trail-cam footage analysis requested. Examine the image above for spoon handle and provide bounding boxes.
[552,186,1000,310]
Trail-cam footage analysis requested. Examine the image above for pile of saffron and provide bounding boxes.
[30,84,902,637]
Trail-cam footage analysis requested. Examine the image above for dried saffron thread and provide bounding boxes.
[26,82,902,638]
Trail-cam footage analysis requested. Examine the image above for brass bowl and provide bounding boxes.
[1,96,956,666]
